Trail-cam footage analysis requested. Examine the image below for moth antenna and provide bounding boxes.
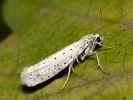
[100,8,102,36]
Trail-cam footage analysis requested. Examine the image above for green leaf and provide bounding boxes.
[1,0,133,100]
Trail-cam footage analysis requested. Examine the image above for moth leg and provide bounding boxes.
[86,51,110,74]
[74,57,80,71]
[71,67,74,72]
[96,42,114,49]
[80,47,89,61]
[61,62,74,89]
[80,51,85,60]
[76,58,80,63]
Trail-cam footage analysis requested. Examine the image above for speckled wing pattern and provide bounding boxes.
[21,34,95,87]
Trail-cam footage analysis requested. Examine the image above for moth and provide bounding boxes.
[21,8,113,89]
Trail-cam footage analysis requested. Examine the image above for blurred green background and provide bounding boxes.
[0,0,133,100]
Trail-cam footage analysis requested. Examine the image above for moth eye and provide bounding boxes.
[96,37,101,42]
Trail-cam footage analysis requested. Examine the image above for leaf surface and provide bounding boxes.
[1,0,133,100]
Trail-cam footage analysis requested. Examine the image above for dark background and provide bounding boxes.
[0,0,11,42]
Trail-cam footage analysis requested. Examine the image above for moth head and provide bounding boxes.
[95,33,104,43]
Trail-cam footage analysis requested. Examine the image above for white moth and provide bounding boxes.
[21,9,113,89]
